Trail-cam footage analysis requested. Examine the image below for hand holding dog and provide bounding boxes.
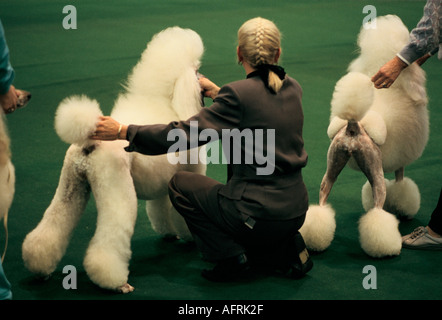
[199,77,220,100]
[371,56,408,89]
[90,116,127,141]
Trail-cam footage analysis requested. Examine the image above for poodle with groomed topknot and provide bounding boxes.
[300,15,429,258]
[22,27,206,293]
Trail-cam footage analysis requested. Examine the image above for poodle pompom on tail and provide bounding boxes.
[330,72,374,122]
[55,95,103,147]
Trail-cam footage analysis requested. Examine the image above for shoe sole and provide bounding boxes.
[402,243,442,251]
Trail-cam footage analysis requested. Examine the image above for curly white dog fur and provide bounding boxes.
[1,89,31,261]
[300,15,429,258]
[0,113,15,253]
[22,27,206,292]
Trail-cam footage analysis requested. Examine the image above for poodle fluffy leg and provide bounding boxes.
[169,206,192,241]
[299,128,350,252]
[82,143,137,293]
[386,169,420,219]
[146,196,175,238]
[22,146,90,277]
[146,196,192,241]
[362,167,420,219]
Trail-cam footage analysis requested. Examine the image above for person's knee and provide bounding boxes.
[168,171,193,204]
[169,171,192,193]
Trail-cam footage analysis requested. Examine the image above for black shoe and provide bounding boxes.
[277,233,314,279]
[287,248,313,279]
[201,253,250,282]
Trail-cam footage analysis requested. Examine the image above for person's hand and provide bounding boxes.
[90,116,128,140]
[199,76,220,100]
[0,85,18,114]
[371,56,408,89]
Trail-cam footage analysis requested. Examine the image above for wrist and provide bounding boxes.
[211,87,220,100]
[394,55,409,69]
[117,124,128,140]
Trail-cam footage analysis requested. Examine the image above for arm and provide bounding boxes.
[371,0,441,89]
[415,46,439,65]
[91,84,242,155]
[397,0,441,65]
[0,20,17,112]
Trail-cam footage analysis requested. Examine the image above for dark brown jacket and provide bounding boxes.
[125,73,308,220]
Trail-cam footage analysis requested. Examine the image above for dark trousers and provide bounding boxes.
[168,171,306,264]
[428,187,442,235]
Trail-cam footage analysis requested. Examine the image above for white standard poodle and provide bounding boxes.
[1,89,31,261]
[22,27,206,293]
[0,113,15,262]
[300,15,429,258]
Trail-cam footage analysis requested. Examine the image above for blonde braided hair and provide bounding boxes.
[238,17,283,93]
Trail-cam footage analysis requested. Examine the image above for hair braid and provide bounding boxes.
[254,21,267,65]
[238,17,284,93]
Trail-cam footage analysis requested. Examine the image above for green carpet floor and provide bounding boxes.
[0,0,441,301]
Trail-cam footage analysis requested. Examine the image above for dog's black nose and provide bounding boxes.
[27,93,32,100]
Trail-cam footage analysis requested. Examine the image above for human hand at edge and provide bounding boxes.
[0,85,18,114]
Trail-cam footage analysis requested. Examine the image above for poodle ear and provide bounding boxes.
[171,67,202,120]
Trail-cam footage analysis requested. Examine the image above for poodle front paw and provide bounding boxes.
[117,283,134,294]
[362,177,420,219]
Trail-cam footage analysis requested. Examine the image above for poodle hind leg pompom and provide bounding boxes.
[22,146,91,277]
[358,208,402,258]
[299,204,336,252]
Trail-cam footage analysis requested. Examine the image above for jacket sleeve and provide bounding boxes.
[124,84,242,155]
[397,0,441,64]
[0,20,14,94]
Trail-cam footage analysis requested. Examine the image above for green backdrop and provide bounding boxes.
[0,0,441,300]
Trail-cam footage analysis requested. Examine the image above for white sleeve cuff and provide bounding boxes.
[396,53,411,66]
